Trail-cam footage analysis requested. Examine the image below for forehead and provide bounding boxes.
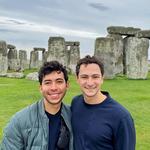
[79,64,101,74]
[43,71,64,80]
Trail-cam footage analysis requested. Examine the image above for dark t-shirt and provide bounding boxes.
[45,110,61,150]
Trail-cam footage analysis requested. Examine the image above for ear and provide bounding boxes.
[101,76,104,84]
[66,82,69,89]
[76,75,79,84]
[39,85,42,93]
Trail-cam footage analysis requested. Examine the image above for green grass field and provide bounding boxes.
[0,74,150,149]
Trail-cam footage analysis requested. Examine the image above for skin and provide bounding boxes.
[40,71,69,114]
[77,63,106,104]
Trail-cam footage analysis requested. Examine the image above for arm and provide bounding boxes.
[114,115,136,150]
[1,116,24,150]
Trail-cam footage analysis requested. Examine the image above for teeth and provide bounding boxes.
[51,94,58,96]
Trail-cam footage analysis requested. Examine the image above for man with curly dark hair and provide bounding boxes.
[1,61,73,150]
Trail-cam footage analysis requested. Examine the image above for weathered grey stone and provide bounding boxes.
[148,61,150,71]
[94,36,123,79]
[33,47,46,52]
[43,51,48,64]
[0,73,7,77]
[47,37,67,66]
[6,72,25,78]
[107,26,141,36]
[66,42,80,73]
[135,30,150,39]
[94,37,115,79]
[30,51,39,69]
[26,72,38,81]
[66,41,80,46]
[7,44,16,49]
[8,49,20,71]
[19,50,28,70]
[107,34,124,75]
[33,47,46,65]
[124,37,149,79]
[0,54,8,73]
[8,49,17,59]
[0,41,8,73]
[0,40,7,56]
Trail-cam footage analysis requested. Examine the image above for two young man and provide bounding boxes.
[1,55,136,150]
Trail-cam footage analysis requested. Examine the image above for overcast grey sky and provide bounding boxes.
[0,0,150,58]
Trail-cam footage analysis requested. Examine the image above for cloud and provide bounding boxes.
[88,3,109,11]
[0,28,19,33]
[0,16,100,39]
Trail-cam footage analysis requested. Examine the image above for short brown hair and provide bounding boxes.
[76,55,104,76]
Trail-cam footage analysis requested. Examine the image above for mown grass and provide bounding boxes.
[0,74,150,149]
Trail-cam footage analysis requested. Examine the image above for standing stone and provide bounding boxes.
[43,51,48,64]
[29,51,39,69]
[8,48,20,71]
[47,37,67,66]
[94,36,123,79]
[0,41,8,73]
[107,34,124,74]
[19,50,28,70]
[34,47,46,65]
[124,37,149,79]
[66,42,80,73]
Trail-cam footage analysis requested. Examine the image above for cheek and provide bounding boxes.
[60,85,67,92]
[78,81,84,86]
[40,86,48,92]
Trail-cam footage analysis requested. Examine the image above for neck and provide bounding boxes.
[84,91,106,104]
[44,99,61,115]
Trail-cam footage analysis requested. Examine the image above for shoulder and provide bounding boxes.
[103,91,133,119]
[71,94,83,105]
[15,101,38,118]
[7,101,40,129]
[108,97,133,122]
[62,103,71,115]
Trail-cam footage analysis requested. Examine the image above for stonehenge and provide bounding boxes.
[95,26,150,79]
[0,26,150,79]
[0,37,80,74]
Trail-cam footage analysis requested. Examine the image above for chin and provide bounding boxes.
[84,93,96,97]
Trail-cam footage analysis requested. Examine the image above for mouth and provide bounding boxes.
[85,87,96,90]
[49,93,60,99]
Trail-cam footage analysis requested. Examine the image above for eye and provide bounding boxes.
[80,76,88,79]
[44,81,51,85]
[56,80,64,84]
[42,79,52,85]
[93,75,100,79]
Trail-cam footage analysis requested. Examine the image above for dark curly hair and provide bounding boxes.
[76,55,104,76]
[38,61,68,85]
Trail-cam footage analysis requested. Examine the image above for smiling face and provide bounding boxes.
[77,63,104,101]
[40,71,69,109]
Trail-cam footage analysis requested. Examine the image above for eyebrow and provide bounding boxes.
[80,74,101,76]
[43,78,64,82]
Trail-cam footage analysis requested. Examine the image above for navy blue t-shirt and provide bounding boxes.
[71,91,136,150]
[45,110,61,150]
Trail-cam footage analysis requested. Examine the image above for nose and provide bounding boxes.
[86,77,94,86]
[50,82,58,91]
